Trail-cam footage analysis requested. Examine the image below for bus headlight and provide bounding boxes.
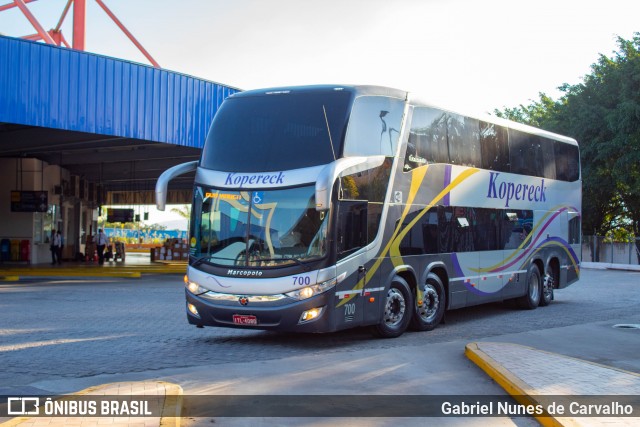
[285,277,337,301]
[184,276,208,295]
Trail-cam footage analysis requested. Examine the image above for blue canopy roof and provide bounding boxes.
[0,35,238,149]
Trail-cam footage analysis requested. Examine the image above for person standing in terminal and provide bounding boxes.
[50,229,57,265]
[55,230,63,264]
[96,228,108,265]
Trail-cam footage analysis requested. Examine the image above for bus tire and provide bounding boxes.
[372,276,413,338]
[517,264,541,309]
[539,270,554,307]
[410,273,446,331]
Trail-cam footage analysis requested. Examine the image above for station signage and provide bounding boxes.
[107,208,134,223]
[10,191,48,212]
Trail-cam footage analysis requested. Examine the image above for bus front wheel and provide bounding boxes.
[410,273,446,331]
[372,276,413,338]
[517,264,542,309]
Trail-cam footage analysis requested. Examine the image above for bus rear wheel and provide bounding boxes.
[372,276,413,338]
[517,264,542,309]
[410,273,446,331]
[539,270,554,307]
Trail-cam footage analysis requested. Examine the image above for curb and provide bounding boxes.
[580,262,640,272]
[465,342,565,427]
[0,270,142,279]
[0,381,183,427]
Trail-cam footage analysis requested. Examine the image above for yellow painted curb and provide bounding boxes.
[465,343,577,427]
[0,276,19,282]
[0,381,183,427]
[0,269,141,278]
[0,267,186,277]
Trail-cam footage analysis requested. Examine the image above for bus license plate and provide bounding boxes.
[233,314,257,325]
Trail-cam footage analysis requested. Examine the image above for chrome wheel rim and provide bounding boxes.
[543,274,553,301]
[417,284,439,323]
[383,288,406,327]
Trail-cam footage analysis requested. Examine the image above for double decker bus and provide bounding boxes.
[156,85,581,338]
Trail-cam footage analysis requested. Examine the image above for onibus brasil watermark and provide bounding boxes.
[5,397,158,417]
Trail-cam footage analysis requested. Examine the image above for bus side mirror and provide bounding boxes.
[155,161,198,211]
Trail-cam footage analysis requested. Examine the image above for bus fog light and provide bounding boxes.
[187,303,200,318]
[300,307,324,323]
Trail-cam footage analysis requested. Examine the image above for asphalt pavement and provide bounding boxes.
[1,266,639,427]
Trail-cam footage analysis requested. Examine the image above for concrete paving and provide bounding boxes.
[7,316,638,427]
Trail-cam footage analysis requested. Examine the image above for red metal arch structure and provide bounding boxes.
[0,0,160,67]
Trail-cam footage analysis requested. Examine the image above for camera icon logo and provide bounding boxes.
[7,397,40,415]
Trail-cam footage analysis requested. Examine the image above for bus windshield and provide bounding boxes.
[191,185,329,268]
[199,90,352,172]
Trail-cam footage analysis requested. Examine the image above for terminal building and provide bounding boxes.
[0,35,238,264]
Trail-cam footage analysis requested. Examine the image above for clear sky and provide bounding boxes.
[1,1,638,228]
[1,0,638,115]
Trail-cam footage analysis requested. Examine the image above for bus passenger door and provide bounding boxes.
[334,200,368,329]
[501,210,533,298]
[471,208,505,300]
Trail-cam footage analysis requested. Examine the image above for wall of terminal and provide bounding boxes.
[0,158,95,264]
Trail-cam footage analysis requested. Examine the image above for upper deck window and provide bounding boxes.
[343,96,405,157]
[200,91,352,172]
[404,107,448,171]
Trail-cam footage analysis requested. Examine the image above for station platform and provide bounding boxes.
[0,253,187,280]
[466,341,640,426]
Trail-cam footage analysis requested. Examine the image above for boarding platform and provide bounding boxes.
[0,252,187,281]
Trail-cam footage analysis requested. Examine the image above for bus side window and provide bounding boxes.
[540,137,556,180]
[339,159,392,244]
[422,210,439,254]
[509,129,539,177]
[344,96,405,157]
[447,115,480,167]
[554,141,580,182]
[568,212,581,244]
[480,122,510,172]
[336,200,368,259]
[501,210,533,249]
[404,107,448,172]
[473,208,498,251]
[438,206,454,253]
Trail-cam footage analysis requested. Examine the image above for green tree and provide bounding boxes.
[170,205,191,219]
[496,34,640,260]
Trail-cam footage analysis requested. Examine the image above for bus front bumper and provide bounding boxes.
[185,289,335,333]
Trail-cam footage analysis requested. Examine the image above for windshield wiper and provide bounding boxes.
[251,256,314,272]
[191,254,209,267]
[191,255,237,267]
